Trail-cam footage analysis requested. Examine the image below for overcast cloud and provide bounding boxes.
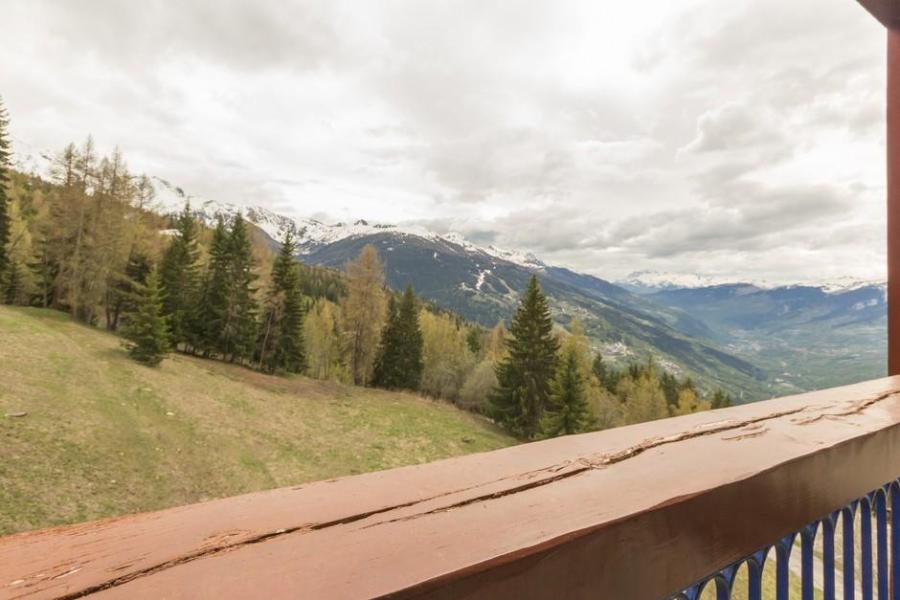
[1,0,888,283]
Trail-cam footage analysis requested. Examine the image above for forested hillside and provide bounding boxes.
[0,96,740,443]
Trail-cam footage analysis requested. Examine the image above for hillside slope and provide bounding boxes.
[303,232,768,399]
[0,307,514,536]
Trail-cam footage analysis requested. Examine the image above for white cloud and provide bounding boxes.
[0,0,887,284]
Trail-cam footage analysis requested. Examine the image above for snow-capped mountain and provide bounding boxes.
[148,176,546,268]
[619,271,744,293]
[620,270,884,296]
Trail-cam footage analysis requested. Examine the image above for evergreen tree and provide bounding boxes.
[198,216,257,361]
[659,371,680,411]
[193,217,230,355]
[258,230,307,373]
[160,204,200,346]
[710,389,732,409]
[490,275,559,438]
[122,268,171,366]
[0,97,11,280]
[223,214,258,362]
[372,285,424,390]
[3,259,23,304]
[106,250,150,330]
[541,343,592,437]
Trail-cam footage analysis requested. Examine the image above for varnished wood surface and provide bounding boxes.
[2,378,899,600]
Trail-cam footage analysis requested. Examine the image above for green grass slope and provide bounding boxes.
[0,307,514,536]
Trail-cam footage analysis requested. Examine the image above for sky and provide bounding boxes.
[1,0,889,284]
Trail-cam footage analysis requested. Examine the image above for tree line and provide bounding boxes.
[0,97,731,440]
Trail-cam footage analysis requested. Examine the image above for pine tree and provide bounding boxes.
[372,285,424,390]
[198,216,257,361]
[659,371,679,411]
[258,230,307,373]
[160,204,200,347]
[0,97,11,281]
[122,268,171,366]
[223,214,258,362]
[541,343,592,437]
[491,275,559,438]
[710,389,732,409]
[372,296,399,386]
[193,217,230,356]
[105,251,151,330]
[3,259,23,304]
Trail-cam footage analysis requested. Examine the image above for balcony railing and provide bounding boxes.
[0,376,897,599]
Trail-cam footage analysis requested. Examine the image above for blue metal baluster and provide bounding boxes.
[682,582,701,600]
[716,571,732,600]
[748,551,767,600]
[777,535,795,600]
[801,523,818,600]
[891,481,899,600]
[875,490,888,600]
[823,515,836,600]
[843,504,857,600]
[862,496,874,600]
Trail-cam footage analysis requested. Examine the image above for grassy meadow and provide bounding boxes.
[0,306,514,535]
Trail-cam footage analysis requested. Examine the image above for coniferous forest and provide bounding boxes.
[0,98,730,441]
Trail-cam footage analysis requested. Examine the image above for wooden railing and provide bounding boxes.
[1,377,898,599]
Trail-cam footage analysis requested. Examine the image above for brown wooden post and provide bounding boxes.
[890,28,900,374]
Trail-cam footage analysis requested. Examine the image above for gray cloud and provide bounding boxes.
[0,0,888,284]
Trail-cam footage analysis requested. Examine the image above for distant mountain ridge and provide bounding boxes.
[620,270,884,296]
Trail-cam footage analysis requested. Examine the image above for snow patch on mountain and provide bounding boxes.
[148,177,550,270]
[815,276,885,294]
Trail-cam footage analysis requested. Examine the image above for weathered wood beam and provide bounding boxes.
[2,378,899,599]
[890,29,900,375]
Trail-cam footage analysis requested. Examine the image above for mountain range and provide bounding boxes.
[143,176,887,401]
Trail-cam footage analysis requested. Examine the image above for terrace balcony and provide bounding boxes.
[1,1,899,599]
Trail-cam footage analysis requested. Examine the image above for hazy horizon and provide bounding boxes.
[2,0,888,284]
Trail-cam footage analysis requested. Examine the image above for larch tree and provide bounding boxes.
[340,245,386,386]
[418,308,474,401]
[490,275,559,439]
[673,387,710,416]
[122,267,171,366]
[304,299,342,380]
[618,361,670,425]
